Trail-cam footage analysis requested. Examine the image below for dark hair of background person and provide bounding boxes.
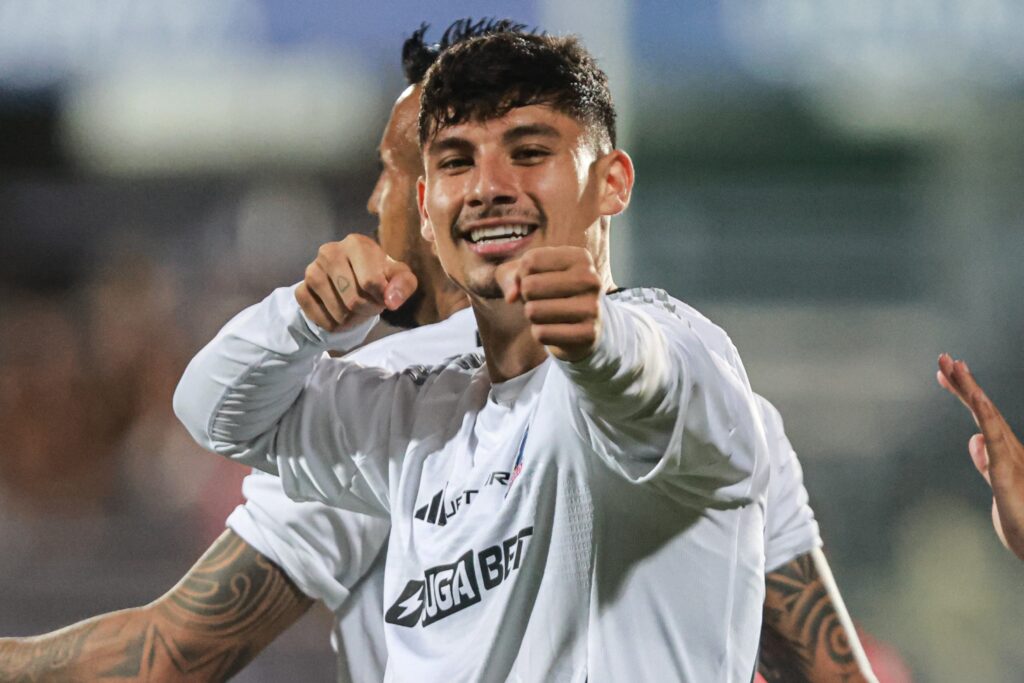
[380,18,531,329]
[401,18,530,87]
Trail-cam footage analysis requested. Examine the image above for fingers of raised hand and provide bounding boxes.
[309,236,397,321]
[383,258,418,311]
[937,354,971,407]
[531,322,598,360]
[303,261,353,330]
[495,261,523,303]
[968,433,992,485]
[523,295,599,325]
[518,268,602,302]
[296,280,346,332]
[947,358,1017,451]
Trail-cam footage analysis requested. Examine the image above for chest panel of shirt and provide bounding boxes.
[394,363,557,561]
[382,361,596,673]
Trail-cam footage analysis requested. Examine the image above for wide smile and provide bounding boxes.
[461,222,539,258]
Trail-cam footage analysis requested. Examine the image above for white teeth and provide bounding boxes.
[468,224,532,243]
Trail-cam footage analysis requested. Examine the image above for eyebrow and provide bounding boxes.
[502,123,561,145]
[426,136,475,157]
[427,123,563,157]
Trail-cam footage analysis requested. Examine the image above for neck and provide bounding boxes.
[471,299,548,383]
[471,254,618,383]
[413,262,471,327]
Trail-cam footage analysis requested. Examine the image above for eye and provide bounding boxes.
[513,146,551,164]
[438,155,472,171]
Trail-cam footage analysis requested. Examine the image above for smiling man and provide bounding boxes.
[0,21,877,683]
[177,33,788,681]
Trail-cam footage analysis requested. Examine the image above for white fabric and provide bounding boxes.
[176,285,772,682]
[759,396,822,571]
[225,307,478,682]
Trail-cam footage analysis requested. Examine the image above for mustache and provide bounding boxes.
[450,207,546,240]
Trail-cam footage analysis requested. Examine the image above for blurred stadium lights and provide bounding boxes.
[0,0,267,88]
[61,53,380,174]
[720,0,1024,136]
[0,0,382,174]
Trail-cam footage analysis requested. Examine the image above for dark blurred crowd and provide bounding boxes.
[0,250,246,530]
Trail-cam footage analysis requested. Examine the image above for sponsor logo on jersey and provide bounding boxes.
[506,427,528,493]
[415,427,530,525]
[414,487,481,526]
[414,471,508,526]
[384,526,534,628]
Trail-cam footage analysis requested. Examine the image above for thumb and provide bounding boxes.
[494,260,522,304]
[382,258,418,311]
[969,433,991,486]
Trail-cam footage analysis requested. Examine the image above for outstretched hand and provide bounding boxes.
[937,354,1024,561]
[495,246,603,363]
[295,234,418,333]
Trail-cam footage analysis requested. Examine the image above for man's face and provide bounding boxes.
[368,85,424,270]
[368,85,428,326]
[418,105,613,300]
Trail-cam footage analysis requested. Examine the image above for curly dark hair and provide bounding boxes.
[418,32,617,151]
[401,18,530,86]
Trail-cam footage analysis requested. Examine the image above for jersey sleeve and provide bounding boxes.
[173,284,421,515]
[756,395,822,571]
[556,292,767,508]
[226,470,390,611]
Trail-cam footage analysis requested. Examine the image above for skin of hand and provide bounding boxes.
[937,353,1024,561]
[759,550,877,683]
[0,531,313,682]
[295,234,419,333]
[495,246,603,363]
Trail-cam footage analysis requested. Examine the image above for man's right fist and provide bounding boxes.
[295,234,418,332]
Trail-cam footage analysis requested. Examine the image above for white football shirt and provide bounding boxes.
[176,286,784,681]
[225,307,478,682]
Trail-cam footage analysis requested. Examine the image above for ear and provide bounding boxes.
[596,150,634,218]
[417,176,435,242]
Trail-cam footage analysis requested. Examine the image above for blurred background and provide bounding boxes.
[2,0,1023,680]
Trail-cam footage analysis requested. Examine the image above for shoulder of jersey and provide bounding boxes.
[609,287,731,345]
[349,309,478,368]
[398,352,485,387]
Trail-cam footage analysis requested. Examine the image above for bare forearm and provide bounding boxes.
[0,530,313,682]
[0,607,161,681]
[758,550,875,683]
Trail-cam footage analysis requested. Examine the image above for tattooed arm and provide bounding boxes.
[758,548,878,683]
[0,530,313,682]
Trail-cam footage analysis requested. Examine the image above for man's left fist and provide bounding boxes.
[496,246,603,362]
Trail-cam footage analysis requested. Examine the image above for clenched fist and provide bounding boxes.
[496,246,603,363]
[296,234,418,332]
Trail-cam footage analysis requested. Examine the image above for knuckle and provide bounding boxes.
[318,242,341,259]
[521,250,538,271]
[519,276,538,300]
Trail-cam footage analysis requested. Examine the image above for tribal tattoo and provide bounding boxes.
[758,552,864,683]
[0,530,313,682]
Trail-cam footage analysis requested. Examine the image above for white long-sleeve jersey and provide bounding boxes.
[176,285,771,682]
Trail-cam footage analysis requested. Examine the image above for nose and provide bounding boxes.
[467,155,517,209]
